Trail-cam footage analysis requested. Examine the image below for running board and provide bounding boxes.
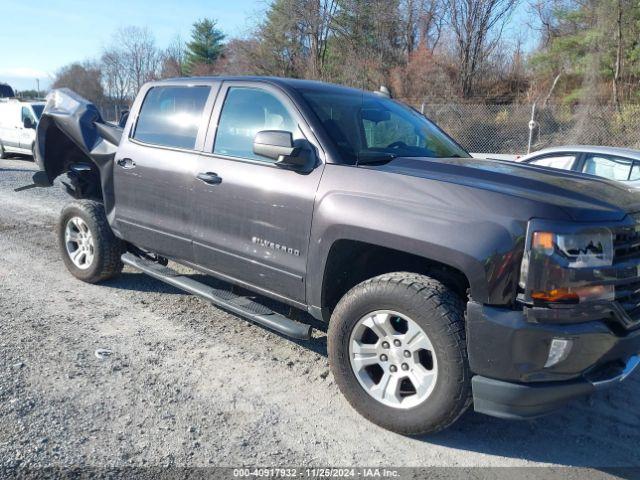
[121,253,312,340]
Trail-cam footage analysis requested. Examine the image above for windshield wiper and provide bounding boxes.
[356,152,398,165]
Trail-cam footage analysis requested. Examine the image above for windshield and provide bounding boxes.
[299,88,469,164]
[0,84,15,98]
[31,105,44,119]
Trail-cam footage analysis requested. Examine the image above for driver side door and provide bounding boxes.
[189,82,326,305]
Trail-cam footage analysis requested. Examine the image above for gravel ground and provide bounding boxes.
[1,157,640,475]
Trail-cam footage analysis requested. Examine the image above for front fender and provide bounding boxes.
[306,165,528,310]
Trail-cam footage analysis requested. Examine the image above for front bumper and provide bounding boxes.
[472,355,639,419]
[467,300,640,419]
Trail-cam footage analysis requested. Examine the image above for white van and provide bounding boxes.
[0,99,45,159]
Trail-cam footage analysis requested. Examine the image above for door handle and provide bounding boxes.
[197,172,222,185]
[116,158,136,169]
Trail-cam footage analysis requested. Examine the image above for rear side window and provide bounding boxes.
[528,155,575,170]
[133,86,210,150]
[582,154,633,181]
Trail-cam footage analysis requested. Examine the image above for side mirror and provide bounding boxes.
[253,130,314,171]
[253,130,297,160]
[23,117,35,129]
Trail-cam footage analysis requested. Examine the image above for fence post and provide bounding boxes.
[527,102,537,154]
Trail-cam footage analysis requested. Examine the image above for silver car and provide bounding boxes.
[518,145,640,188]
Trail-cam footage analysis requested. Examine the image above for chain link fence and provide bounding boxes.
[413,103,640,155]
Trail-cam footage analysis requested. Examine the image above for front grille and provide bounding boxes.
[614,222,640,325]
[614,225,640,263]
[615,278,640,322]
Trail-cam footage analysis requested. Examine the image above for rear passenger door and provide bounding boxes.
[190,82,325,305]
[113,82,217,261]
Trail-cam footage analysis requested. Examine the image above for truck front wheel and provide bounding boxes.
[58,200,123,283]
[328,272,472,435]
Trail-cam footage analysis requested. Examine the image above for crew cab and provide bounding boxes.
[31,78,640,435]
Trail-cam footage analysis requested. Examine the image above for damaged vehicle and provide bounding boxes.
[31,79,640,435]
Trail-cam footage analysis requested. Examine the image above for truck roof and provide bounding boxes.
[157,76,371,96]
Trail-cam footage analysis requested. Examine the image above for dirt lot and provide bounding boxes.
[1,157,639,474]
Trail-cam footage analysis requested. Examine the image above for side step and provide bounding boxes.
[121,253,312,340]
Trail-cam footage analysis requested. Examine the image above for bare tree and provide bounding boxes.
[401,0,443,55]
[101,48,131,107]
[263,0,339,78]
[52,61,105,106]
[160,35,187,78]
[612,0,623,110]
[117,26,161,92]
[446,0,518,98]
[332,0,404,88]
[297,0,340,78]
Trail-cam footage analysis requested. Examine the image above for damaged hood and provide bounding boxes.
[35,88,122,184]
[34,89,124,218]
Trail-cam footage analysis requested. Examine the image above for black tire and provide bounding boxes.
[328,272,472,435]
[0,142,6,159]
[58,200,123,283]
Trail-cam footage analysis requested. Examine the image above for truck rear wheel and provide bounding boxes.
[328,272,472,435]
[58,200,123,283]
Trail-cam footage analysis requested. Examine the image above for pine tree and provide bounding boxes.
[186,18,226,72]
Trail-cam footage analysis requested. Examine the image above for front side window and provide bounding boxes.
[133,86,211,150]
[582,154,633,181]
[528,155,576,170]
[299,88,469,164]
[21,107,37,124]
[213,87,299,162]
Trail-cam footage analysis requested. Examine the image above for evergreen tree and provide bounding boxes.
[186,18,226,72]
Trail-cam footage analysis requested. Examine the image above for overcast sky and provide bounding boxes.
[1,0,264,91]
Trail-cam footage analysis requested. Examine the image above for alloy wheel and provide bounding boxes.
[348,310,438,409]
[64,217,95,270]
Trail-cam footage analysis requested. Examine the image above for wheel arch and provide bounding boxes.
[312,233,483,322]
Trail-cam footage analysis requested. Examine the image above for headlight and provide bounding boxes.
[519,223,614,304]
[555,230,613,267]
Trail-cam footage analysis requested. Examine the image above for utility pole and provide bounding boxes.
[36,79,40,98]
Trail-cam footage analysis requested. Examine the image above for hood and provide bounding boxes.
[366,156,640,222]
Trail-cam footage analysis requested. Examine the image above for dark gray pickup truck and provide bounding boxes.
[32,77,640,435]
